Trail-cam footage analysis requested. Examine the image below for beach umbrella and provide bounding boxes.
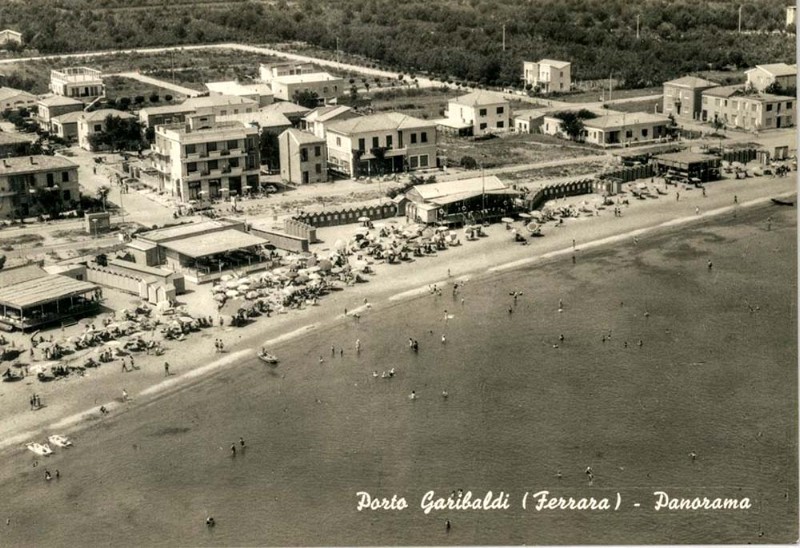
[225,290,240,298]
[238,277,252,285]
[214,294,227,302]
[358,216,370,223]
[317,260,332,272]
[518,212,532,219]
[105,341,122,348]
[501,217,515,223]
[355,227,369,235]
[237,284,250,292]
[245,291,259,300]
[220,274,232,282]
[295,274,310,284]
[225,280,240,289]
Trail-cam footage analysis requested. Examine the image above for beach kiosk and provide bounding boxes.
[653,152,721,183]
[0,274,102,331]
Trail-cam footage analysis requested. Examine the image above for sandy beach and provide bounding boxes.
[0,180,794,545]
[0,173,794,455]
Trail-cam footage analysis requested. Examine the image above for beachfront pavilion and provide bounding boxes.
[0,275,102,331]
[405,175,522,225]
[654,151,721,183]
[158,229,270,283]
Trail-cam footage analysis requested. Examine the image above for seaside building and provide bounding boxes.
[131,219,270,283]
[259,62,316,84]
[787,6,796,27]
[36,96,85,131]
[542,112,670,148]
[654,151,721,183]
[270,72,344,104]
[662,76,719,121]
[700,86,794,130]
[513,109,549,134]
[325,112,437,177]
[278,128,327,184]
[49,67,105,101]
[0,155,79,219]
[302,105,357,139]
[522,59,572,93]
[0,263,102,331]
[151,113,261,200]
[205,81,274,107]
[744,63,797,93]
[260,101,312,127]
[139,95,259,132]
[404,175,520,225]
[216,110,292,135]
[0,87,37,112]
[0,29,23,47]
[77,109,137,151]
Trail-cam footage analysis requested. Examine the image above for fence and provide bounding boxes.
[526,177,596,210]
[249,226,309,253]
[294,203,397,228]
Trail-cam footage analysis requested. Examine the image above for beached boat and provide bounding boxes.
[2,368,23,382]
[48,435,72,448]
[26,442,53,456]
[257,351,279,364]
[771,198,794,206]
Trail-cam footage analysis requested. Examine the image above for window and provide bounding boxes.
[323,87,329,94]
[336,137,342,146]
[479,108,487,117]
[766,104,773,111]
[207,141,217,152]
[61,171,69,182]
[479,123,487,130]
[300,148,308,162]
[625,130,633,138]
[496,106,504,114]
[185,144,196,155]
[63,190,71,201]
[358,138,365,152]
[497,121,504,128]
[420,132,428,143]
[409,156,419,169]
[642,128,648,137]
[93,124,102,132]
[372,136,379,149]
[386,135,393,149]
[220,110,227,116]
[410,133,417,144]
[315,163,322,174]
[314,145,321,157]
[227,139,238,150]
[419,154,429,167]
[187,162,198,173]
[787,102,793,110]
[208,160,219,170]
[46,173,54,186]
[229,157,239,168]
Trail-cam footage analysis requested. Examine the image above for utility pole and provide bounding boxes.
[738,5,742,33]
[502,24,506,51]
[336,37,340,65]
[636,14,640,39]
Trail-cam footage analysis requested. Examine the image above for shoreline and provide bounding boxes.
[0,176,794,457]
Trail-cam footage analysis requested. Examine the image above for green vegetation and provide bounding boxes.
[88,116,145,152]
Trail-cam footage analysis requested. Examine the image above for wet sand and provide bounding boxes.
[0,197,795,546]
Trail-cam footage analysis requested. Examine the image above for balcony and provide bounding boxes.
[220,149,230,156]
[222,166,232,174]
[199,152,209,159]
[200,170,211,176]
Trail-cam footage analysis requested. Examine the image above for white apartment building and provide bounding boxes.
[744,63,797,93]
[523,59,572,93]
[259,62,316,83]
[49,67,105,100]
[270,72,344,104]
[326,112,437,177]
[77,109,136,151]
[151,114,261,201]
[444,91,510,136]
[701,86,794,130]
[205,81,274,107]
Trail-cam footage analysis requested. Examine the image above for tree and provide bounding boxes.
[149,93,160,103]
[88,115,145,152]
[293,89,320,108]
[96,185,111,211]
[259,129,280,171]
[349,85,358,103]
[460,155,478,170]
[117,97,132,110]
[711,116,726,135]
[164,94,173,102]
[134,95,145,106]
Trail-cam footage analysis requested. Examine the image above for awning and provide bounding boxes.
[159,230,268,259]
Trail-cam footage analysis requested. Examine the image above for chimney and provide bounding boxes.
[3,159,9,168]
[29,156,35,165]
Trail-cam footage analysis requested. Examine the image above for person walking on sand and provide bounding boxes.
[122,389,129,402]
[240,437,245,448]
[409,390,417,400]
[707,260,713,271]
[585,466,594,483]
[695,206,700,215]
[441,334,446,344]
[164,362,170,376]
[446,519,451,532]
[331,345,336,357]
[356,339,361,353]
[734,195,738,205]
[231,443,236,457]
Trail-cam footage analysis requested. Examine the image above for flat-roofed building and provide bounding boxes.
[270,72,344,104]
[654,151,721,182]
[151,114,261,200]
[302,105,357,139]
[663,76,719,121]
[259,62,316,83]
[36,96,85,130]
[405,175,520,224]
[206,81,273,107]
[0,155,80,218]
[745,63,797,93]
[326,112,437,177]
[0,29,23,47]
[49,67,105,100]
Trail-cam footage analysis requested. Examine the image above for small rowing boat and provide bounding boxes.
[26,442,53,456]
[257,351,279,364]
[48,435,72,448]
[771,198,794,206]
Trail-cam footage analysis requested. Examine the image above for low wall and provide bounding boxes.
[250,227,309,253]
[294,203,397,228]
[283,218,317,242]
